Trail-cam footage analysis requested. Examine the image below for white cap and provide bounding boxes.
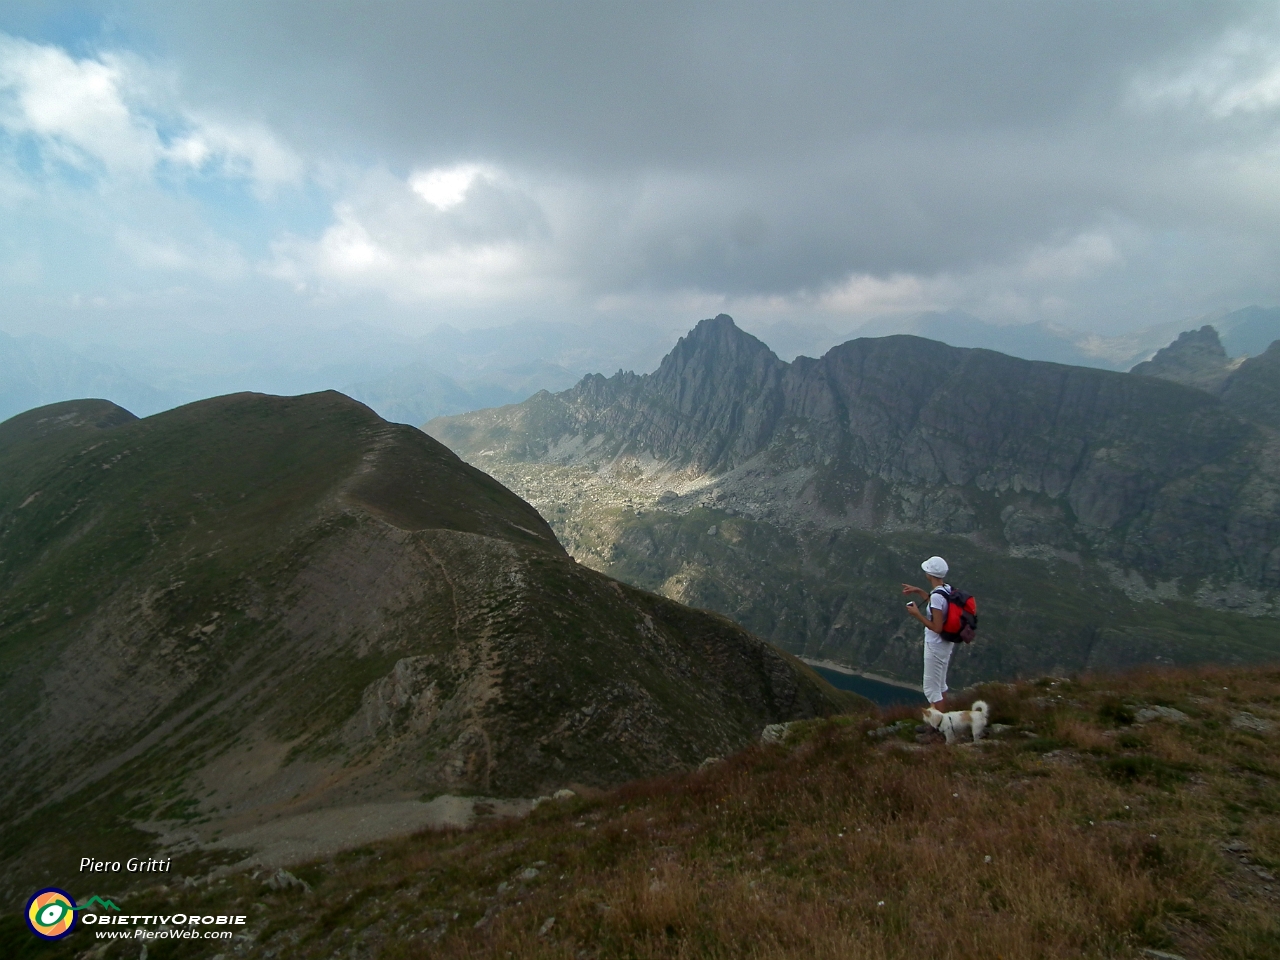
[921,556,949,577]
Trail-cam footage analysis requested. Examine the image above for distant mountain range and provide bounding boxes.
[853,305,1280,370]
[0,329,175,420]
[6,307,1279,426]
[344,358,582,425]
[0,318,681,426]
[342,320,688,423]
[0,392,848,902]
[429,315,1280,688]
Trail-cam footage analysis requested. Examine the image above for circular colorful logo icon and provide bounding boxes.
[26,888,77,940]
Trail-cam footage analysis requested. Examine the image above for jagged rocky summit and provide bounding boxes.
[0,392,851,894]
[1131,323,1280,430]
[434,314,1280,592]
[428,315,1280,687]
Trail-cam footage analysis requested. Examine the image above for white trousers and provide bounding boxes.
[923,641,953,704]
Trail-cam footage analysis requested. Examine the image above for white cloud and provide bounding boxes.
[0,33,302,191]
[166,116,304,194]
[817,272,944,317]
[795,230,1124,326]
[267,166,556,303]
[1131,25,1280,118]
[0,153,33,206]
[0,35,158,176]
[3,9,1279,346]
[115,225,248,280]
[409,164,492,210]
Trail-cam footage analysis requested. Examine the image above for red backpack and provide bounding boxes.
[931,586,978,644]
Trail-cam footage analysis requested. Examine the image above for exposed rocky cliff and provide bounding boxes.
[429,316,1280,688]
[436,315,1280,591]
[0,392,850,897]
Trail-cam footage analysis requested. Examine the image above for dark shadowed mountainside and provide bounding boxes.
[429,316,1280,689]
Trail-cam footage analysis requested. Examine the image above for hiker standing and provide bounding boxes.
[902,556,955,711]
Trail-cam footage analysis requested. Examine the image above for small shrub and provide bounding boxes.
[1104,755,1191,787]
[1058,718,1113,753]
[1098,696,1136,726]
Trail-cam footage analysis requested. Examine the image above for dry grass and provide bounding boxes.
[28,665,1280,960]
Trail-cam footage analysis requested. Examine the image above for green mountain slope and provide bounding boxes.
[0,392,852,907]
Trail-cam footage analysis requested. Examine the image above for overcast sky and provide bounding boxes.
[1,0,1279,350]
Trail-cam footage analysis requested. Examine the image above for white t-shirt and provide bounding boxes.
[924,585,950,645]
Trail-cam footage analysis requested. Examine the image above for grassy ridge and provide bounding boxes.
[0,393,855,911]
[0,391,566,818]
[6,664,1276,959]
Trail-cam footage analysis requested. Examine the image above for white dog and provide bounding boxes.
[923,700,989,744]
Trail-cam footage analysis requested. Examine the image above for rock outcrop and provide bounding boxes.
[1220,341,1280,429]
[1130,325,1240,393]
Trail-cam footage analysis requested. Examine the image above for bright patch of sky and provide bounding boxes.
[410,164,490,211]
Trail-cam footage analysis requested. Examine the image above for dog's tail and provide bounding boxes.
[971,700,989,716]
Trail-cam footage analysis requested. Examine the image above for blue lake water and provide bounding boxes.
[808,665,927,708]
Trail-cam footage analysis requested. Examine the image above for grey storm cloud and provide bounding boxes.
[132,1,1241,165]
[2,0,1278,332]
[120,1,1279,305]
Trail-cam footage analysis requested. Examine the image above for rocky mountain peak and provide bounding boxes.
[1128,324,1280,428]
[652,315,783,392]
[1130,324,1238,393]
[603,315,785,472]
